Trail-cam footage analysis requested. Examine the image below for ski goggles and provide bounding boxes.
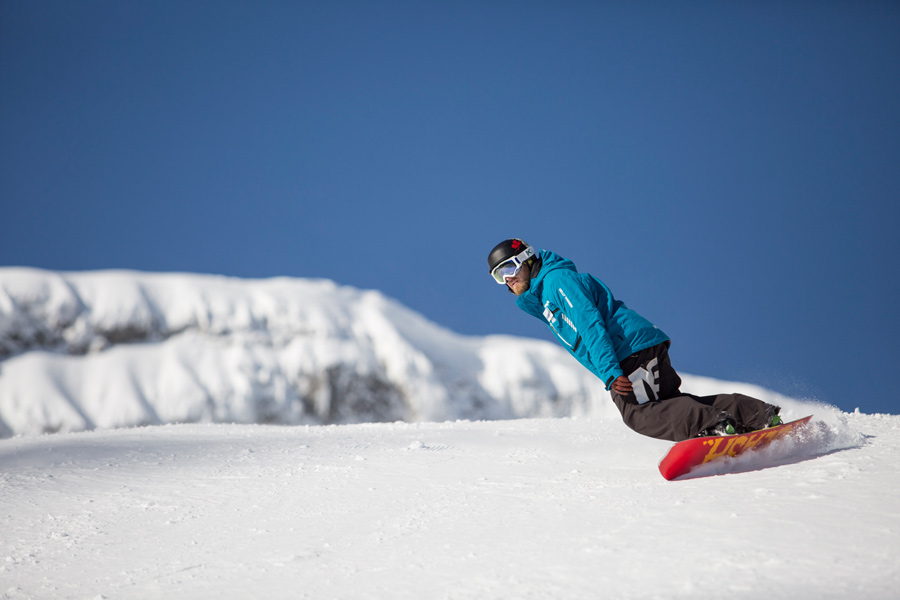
[490,246,535,284]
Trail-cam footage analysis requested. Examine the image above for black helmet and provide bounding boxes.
[487,238,536,283]
[488,238,534,271]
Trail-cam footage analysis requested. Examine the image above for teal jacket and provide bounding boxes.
[515,250,670,389]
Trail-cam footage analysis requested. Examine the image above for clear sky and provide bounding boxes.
[2,1,898,415]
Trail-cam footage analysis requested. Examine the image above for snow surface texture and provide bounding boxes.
[1,268,898,598]
[0,268,799,438]
[1,410,897,599]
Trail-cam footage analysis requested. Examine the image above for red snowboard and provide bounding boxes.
[658,415,813,480]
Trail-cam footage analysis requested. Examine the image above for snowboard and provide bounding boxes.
[658,415,813,480]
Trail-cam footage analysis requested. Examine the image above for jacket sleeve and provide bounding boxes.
[547,272,624,389]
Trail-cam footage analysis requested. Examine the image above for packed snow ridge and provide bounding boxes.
[0,268,798,438]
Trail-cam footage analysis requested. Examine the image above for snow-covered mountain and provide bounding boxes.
[0,267,798,439]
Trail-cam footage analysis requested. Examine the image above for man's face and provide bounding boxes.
[505,262,531,296]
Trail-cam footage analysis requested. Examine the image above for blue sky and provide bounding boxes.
[2,1,898,415]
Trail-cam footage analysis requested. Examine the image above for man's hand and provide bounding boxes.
[610,375,633,395]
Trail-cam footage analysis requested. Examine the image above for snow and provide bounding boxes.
[0,268,626,436]
[2,411,898,599]
[0,267,804,438]
[1,268,899,598]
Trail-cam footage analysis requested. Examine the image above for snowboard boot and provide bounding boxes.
[764,406,783,428]
[697,417,737,438]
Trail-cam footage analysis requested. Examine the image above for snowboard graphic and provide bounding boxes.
[658,415,814,480]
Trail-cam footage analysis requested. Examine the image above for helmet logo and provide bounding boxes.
[511,239,522,251]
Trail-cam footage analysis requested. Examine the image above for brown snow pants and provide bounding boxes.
[608,342,779,442]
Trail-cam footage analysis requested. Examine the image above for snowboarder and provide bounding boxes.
[487,238,782,442]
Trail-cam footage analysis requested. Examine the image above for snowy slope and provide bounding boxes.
[2,268,898,598]
[0,268,799,438]
[1,408,897,599]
